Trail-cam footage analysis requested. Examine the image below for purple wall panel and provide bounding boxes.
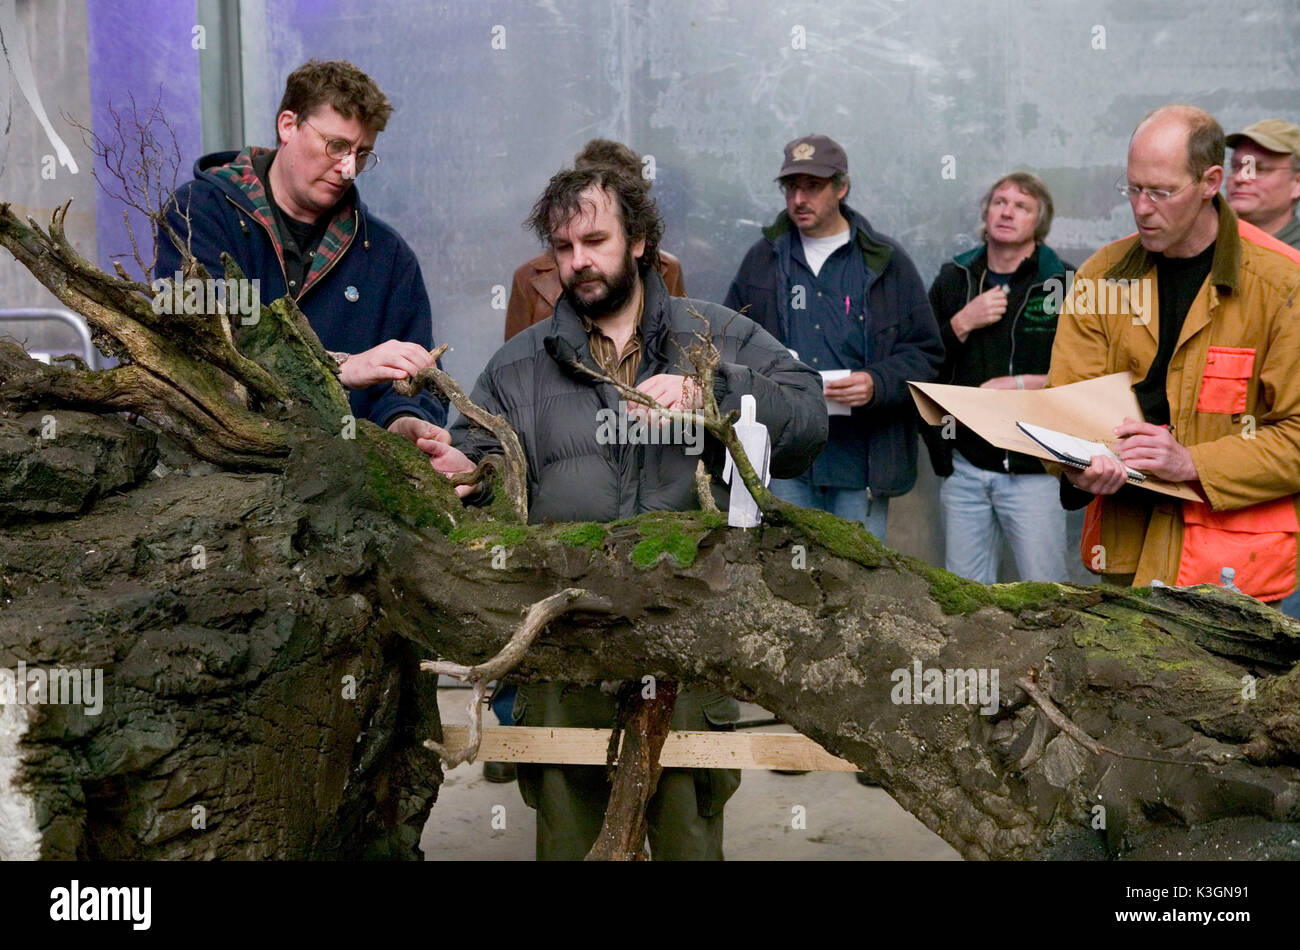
[86,0,202,276]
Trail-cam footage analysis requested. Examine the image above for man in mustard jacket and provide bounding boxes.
[1048,104,1300,603]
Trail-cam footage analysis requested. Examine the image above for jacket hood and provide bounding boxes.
[193,147,366,217]
[762,203,894,276]
[191,147,366,298]
[952,242,1066,285]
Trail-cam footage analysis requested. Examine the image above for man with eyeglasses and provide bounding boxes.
[156,58,446,446]
[1047,104,1300,609]
[724,134,942,544]
[1224,120,1300,251]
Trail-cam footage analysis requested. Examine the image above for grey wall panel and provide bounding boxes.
[0,0,97,322]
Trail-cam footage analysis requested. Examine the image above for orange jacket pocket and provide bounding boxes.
[1195,345,1255,414]
[1176,497,1298,600]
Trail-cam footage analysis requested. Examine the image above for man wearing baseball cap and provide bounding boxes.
[725,134,942,544]
[1225,119,1300,250]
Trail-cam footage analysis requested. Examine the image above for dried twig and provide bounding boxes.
[420,588,615,767]
[1015,674,1209,768]
[65,91,184,281]
[396,343,529,522]
[694,460,719,513]
[448,454,502,487]
[549,305,785,517]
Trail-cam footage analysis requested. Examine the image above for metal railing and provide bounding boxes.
[0,308,99,369]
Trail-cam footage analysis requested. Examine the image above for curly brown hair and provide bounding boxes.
[277,59,393,134]
[527,165,663,272]
[574,139,649,187]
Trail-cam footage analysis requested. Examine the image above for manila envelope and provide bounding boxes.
[908,372,1204,502]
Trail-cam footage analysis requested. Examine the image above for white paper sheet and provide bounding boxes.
[821,369,851,416]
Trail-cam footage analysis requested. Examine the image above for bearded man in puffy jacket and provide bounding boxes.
[424,164,827,860]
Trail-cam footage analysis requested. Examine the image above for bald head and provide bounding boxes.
[1125,105,1225,256]
[1131,104,1225,180]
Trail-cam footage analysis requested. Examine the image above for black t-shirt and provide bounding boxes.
[253,150,334,297]
[1133,242,1216,426]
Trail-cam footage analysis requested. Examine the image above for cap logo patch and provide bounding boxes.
[792,143,815,160]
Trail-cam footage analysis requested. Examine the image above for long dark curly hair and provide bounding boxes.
[527,165,663,272]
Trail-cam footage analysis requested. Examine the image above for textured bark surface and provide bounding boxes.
[0,416,441,859]
[585,680,678,860]
[2,198,1299,861]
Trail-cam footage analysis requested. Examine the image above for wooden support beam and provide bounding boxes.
[438,725,859,772]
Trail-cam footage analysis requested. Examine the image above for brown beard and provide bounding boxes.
[563,247,638,321]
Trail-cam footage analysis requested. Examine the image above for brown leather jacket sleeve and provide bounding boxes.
[504,262,541,342]
[659,251,687,297]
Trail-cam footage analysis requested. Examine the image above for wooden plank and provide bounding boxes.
[438,725,859,772]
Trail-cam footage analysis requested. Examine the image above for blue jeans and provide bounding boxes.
[491,683,517,726]
[1275,588,1300,619]
[769,476,889,542]
[940,451,1066,584]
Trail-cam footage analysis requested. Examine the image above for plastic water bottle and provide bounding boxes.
[722,395,771,529]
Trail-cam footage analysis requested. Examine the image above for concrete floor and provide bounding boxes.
[421,688,961,861]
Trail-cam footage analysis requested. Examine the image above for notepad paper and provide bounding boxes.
[1016,421,1146,483]
[820,369,851,416]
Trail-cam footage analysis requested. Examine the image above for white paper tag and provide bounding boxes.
[821,369,851,416]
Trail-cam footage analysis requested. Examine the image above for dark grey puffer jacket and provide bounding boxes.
[450,268,828,524]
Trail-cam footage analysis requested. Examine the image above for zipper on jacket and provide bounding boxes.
[225,194,291,295]
[1003,277,1049,474]
[223,195,357,302]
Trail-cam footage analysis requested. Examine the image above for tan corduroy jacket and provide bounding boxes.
[1047,199,1300,598]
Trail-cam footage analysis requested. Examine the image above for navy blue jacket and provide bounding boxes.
[724,205,943,497]
[156,148,445,428]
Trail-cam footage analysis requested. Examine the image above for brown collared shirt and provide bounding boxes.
[582,297,644,388]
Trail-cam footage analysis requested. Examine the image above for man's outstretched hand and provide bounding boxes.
[340,340,437,389]
[385,418,476,498]
[824,370,875,407]
[396,423,479,499]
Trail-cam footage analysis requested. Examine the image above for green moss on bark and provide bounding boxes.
[774,506,887,567]
[551,523,608,548]
[628,511,726,569]
[447,522,528,547]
